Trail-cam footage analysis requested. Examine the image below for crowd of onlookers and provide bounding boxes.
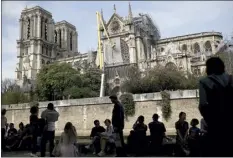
[1,57,233,157]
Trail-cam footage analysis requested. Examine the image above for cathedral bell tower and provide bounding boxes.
[16,6,55,87]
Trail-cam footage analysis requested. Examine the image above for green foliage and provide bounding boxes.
[122,66,201,94]
[121,93,135,117]
[36,62,101,101]
[119,93,135,118]
[160,91,171,121]
[2,91,29,104]
[1,78,30,105]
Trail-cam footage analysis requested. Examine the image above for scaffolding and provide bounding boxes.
[133,13,161,42]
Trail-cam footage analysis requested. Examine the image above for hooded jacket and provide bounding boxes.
[199,73,233,107]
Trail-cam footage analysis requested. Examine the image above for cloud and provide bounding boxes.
[137,1,233,38]
[2,1,233,80]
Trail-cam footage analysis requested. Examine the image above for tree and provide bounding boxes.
[36,62,101,101]
[215,39,233,75]
[122,65,200,94]
[1,78,29,104]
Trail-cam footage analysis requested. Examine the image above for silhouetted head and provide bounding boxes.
[138,115,145,124]
[64,122,73,133]
[1,109,6,115]
[206,57,225,75]
[19,122,24,130]
[94,120,100,127]
[179,112,186,121]
[9,123,14,129]
[109,95,118,104]
[152,114,159,121]
[30,106,39,115]
[104,119,111,127]
[190,118,199,127]
[47,103,54,110]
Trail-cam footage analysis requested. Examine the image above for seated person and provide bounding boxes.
[148,114,166,155]
[17,122,24,137]
[97,119,114,156]
[6,123,18,146]
[126,130,136,155]
[7,124,33,150]
[85,120,105,154]
[188,119,201,156]
[133,115,148,156]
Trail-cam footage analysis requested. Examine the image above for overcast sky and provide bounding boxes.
[2,1,233,80]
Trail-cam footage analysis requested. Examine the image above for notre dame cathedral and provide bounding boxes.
[16,5,223,92]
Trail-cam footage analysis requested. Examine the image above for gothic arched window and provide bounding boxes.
[120,39,130,63]
[59,29,62,48]
[45,19,48,40]
[42,45,44,54]
[182,44,187,52]
[54,30,57,43]
[165,62,177,71]
[46,47,48,56]
[194,43,200,54]
[70,32,73,51]
[41,17,43,38]
[27,18,30,39]
[42,59,45,64]
[204,41,212,52]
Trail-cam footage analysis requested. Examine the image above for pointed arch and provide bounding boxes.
[41,17,44,38]
[59,29,62,48]
[27,18,30,39]
[165,62,177,70]
[182,44,187,52]
[44,19,48,40]
[204,41,212,52]
[54,30,57,43]
[70,32,73,51]
[193,42,200,54]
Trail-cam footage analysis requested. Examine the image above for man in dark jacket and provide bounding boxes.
[199,57,233,156]
[110,95,127,157]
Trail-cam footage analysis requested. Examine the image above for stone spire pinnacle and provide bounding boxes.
[128,2,133,20]
[113,4,116,13]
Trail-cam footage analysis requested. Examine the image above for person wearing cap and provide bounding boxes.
[109,95,127,157]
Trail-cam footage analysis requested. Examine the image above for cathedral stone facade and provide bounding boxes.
[100,4,223,91]
[16,5,223,92]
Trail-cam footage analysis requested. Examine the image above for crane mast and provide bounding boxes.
[96,11,115,97]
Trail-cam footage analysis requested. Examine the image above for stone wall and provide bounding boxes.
[2,90,201,136]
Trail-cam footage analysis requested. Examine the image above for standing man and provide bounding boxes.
[199,57,233,156]
[1,109,7,151]
[148,114,166,155]
[40,103,59,157]
[109,95,127,157]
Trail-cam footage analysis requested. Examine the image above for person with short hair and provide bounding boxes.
[29,106,39,157]
[175,112,189,156]
[1,109,7,151]
[110,95,127,157]
[148,114,166,155]
[40,103,59,157]
[98,119,114,156]
[85,120,106,154]
[132,115,148,156]
[188,119,201,156]
[199,57,233,156]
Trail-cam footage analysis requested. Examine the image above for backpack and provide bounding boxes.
[201,75,233,132]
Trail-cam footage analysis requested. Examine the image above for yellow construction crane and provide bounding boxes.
[96,11,115,70]
[96,11,115,97]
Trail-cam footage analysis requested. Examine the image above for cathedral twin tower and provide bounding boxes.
[16,6,78,86]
